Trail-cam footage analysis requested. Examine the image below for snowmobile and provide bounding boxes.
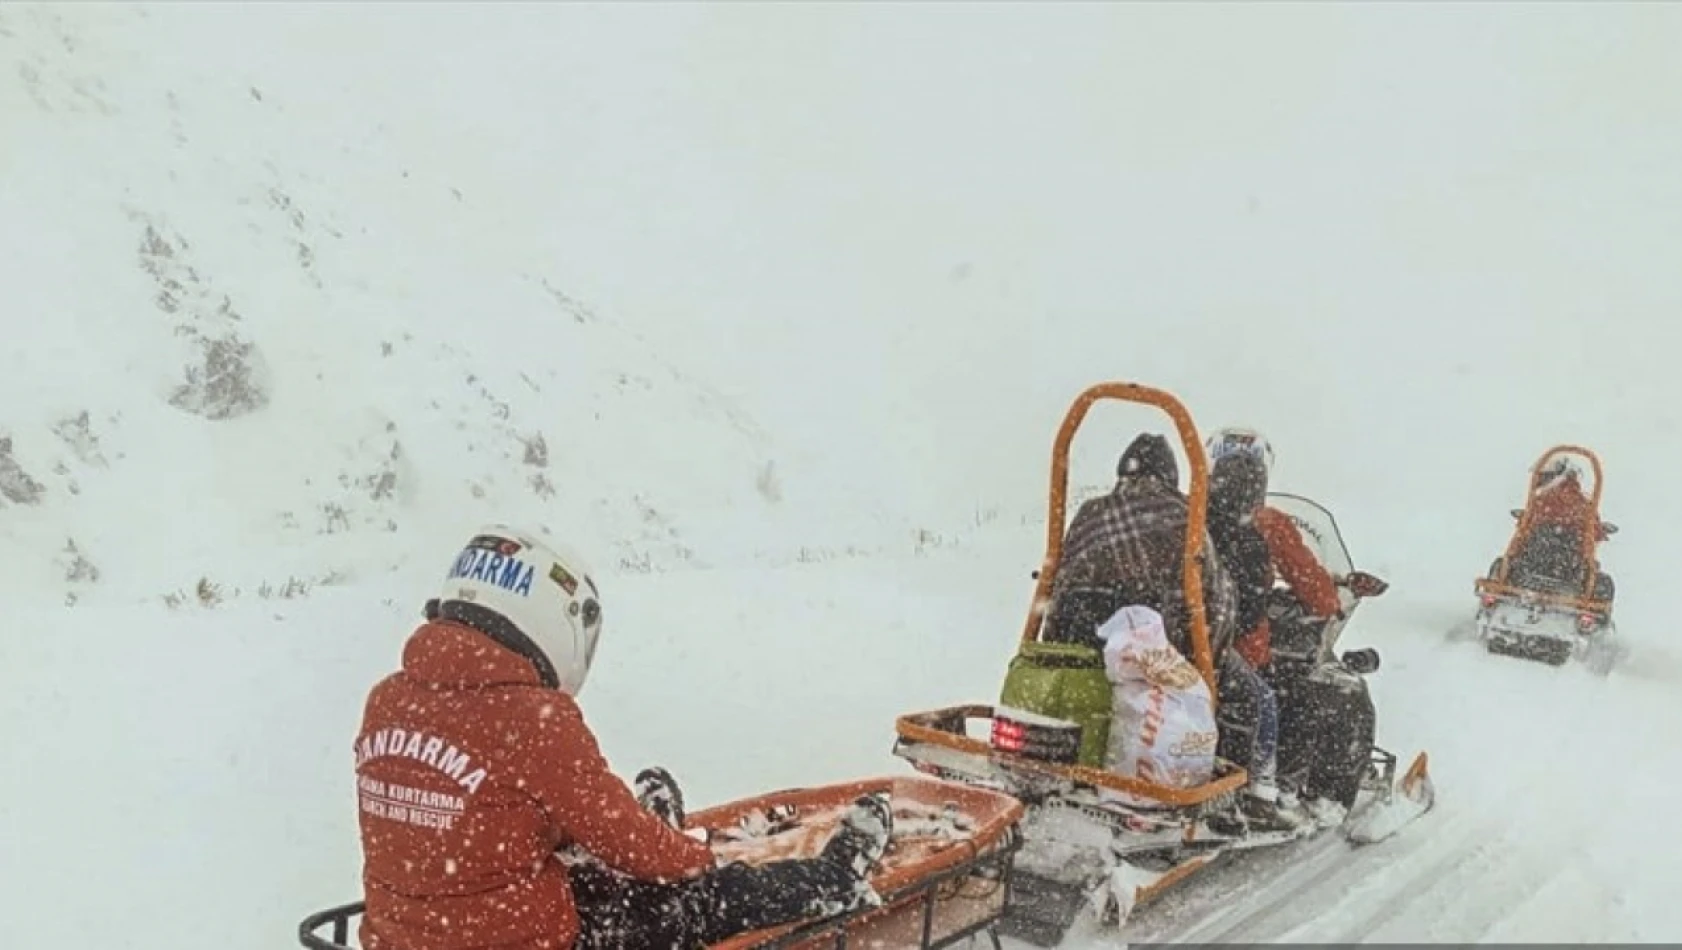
[1471,445,1623,674]
[889,381,1434,947]
[299,776,1026,950]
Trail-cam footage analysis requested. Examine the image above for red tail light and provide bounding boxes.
[990,719,1026,753]
[1577,612,1599,632]
[1481,594,1498,608]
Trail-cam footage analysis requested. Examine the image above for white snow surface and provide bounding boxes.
[5,3,1682,947]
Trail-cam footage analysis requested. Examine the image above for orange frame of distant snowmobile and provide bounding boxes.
[1475,444,1608,609]
[895,381,1249,809]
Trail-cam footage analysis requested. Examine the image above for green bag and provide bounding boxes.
[998,640,1114,768]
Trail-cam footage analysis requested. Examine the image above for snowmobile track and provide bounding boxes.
[1298,814,1495,942]
[1265,808,1570,944]
[1126,808,1462,944]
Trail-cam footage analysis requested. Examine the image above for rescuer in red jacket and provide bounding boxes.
[1204,428,1344,669]
[355,525,892,950]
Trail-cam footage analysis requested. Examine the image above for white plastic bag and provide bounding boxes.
[1098,605,1218,799]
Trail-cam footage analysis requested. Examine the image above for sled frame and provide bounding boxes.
[895,704,1247,806]
[729,824,1020,950]
[1006,381,1248,805]
[1476,444,1608,610]
[297,827,1022,950]
[1026,382,1219,698]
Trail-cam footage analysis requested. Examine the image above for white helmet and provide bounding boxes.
[431,525,603,696]
[1206,427,1275,474]
[1536,455,1585,490]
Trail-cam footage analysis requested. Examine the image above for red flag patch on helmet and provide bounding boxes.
[549,562,579,596]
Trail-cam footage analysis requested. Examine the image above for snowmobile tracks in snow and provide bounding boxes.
[1132,831,1356,944]
[1283,812,1492,943]
[1297,811,1576,943]
[1122,803,1448,943]
[1133,807,1573,944]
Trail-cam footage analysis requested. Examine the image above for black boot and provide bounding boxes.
[819,792,894,880]
[1238,789,1307,835]
[633,766,685,829]
[681,794,897,945]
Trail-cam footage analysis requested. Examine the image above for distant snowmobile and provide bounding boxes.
[1472,445,1623,674]
[890,381,1434,947]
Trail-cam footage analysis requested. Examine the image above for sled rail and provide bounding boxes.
[298,904,358,950]
[895,705,1247,807]
[1028,382,1218,697]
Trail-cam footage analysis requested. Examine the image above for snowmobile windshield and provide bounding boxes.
[1264,493,1357,615]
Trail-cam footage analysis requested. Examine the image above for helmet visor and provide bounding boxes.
[1210,430,1267,465]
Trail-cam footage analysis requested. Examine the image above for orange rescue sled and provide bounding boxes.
[298,775,1024,950]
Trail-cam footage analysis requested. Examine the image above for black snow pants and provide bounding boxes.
[569,855,860,950]
[1214,648,1282,789]
[1271,664,1376,809]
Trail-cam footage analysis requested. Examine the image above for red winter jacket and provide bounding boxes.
[1529,476,1608,541]
[1233,506,1345,668]
[355,620,715,950]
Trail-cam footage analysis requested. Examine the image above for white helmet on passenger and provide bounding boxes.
[429,525,603,696]
[1206,427,1275,474]
[1536,454,1584,489]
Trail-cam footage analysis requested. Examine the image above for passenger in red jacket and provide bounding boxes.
[1204,428,1343,669]
[355,525,892,950]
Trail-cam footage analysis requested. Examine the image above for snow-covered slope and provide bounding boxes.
[8,3,1682,949]
[0,3,919,610]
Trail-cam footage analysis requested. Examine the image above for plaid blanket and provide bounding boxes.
[1050,475,1239,661]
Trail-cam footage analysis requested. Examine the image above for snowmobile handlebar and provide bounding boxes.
[1340,570,1389,599]
[1026,382,1218,697]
